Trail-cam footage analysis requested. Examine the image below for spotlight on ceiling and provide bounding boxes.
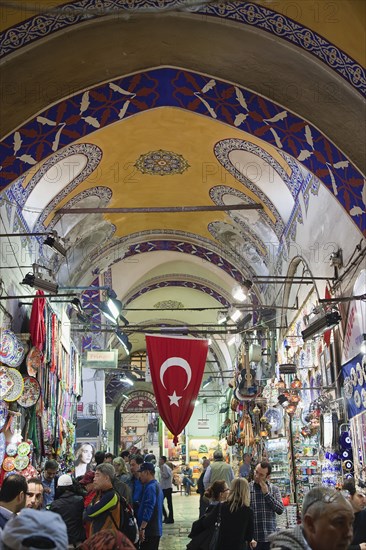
[217,312,228,325]
[115,330,132,355]
[44,232,67,257]
[70,298,83,315]
[202,377,212,389]
[99,290,124,324]
[232,281,252,302]
[229,308,242,323]
[301,309,341,341]
[21,272,58,294]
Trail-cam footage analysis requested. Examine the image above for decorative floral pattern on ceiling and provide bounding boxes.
[154,300,184,309]
[0,1,364,96]
[0,68,364,236]
[135,149,189,176]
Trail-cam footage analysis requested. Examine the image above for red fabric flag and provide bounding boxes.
[146,335,208,445]
[29,290,46,352]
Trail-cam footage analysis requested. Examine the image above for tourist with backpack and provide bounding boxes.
[84,464,121,536]
[137,462,164,550]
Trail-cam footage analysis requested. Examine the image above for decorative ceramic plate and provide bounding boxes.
[17,377,40,408]
[350,367,358,387]
[4,369,24,402]
[363,355,366,381]
[0,432,5,468]
[0,329,25,368]
[361,388,366,409]
[2,456,15,471]
[0,366,14,399]
[26,347,42,377]
[354,390,361,408]
[17,441,31,457]
[6,443,18,456]
[14,455,29,471]
[0,400,8,430]
[264,408,283,432]
[343,378,354,400]
[356,362,364,387]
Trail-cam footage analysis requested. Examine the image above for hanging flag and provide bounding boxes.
[146,335,208,445]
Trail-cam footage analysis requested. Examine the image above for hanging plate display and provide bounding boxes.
[6,442,18,457]
[17,441,31,457]
[0,329,26,368]
[354,390,362,409]
[343,378,354,400]
[2,456,15,471]
[362,355,366,380]
[0,400,8,430]
[17,377,40,408]
[362,388,366,409]
[26,347,42,377]
[264,408,283,432]
[4,369,24,402]
[0,366,14,399]
[356,362,364,387]
[0,432,5,468]
[350,367,358,387]
[14,455,29,471]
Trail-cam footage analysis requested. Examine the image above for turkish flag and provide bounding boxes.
[146,335,208,445]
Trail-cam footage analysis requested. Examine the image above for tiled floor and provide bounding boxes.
[159,492,200,550]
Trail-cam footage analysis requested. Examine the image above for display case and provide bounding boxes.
[266,438,292,496]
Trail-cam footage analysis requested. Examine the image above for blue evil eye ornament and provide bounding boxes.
[342,450,353,459]
[340,432,352,449]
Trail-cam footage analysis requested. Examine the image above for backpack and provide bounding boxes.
[109,494,139,545]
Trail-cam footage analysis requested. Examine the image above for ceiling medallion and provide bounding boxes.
[135,150,189,176]
[154,300,184,310]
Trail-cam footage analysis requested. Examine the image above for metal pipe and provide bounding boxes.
[58,204,263,214]
[0,293,77,300]
[0,233,50,237]
[253,276,335,281]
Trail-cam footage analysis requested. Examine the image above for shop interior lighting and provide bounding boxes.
[44,231,67,257]
[360,334,366,355]
[229,307,242,323]
[115,330,132,355]
[232,281,252,302]
[21,264,58,294]
[217,312,228,325]
[195,399,201,407]
[301,309,341,341]
[202,377,212,389]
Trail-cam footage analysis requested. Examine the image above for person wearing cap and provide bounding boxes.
[50,474,86,547]
[0,474,28,528]
[137,462,163,550]
[269,486,354,550]
[84,463,121,537]
[25,477,44,510]
[203,450,234,490]
[1,508,68,550]
[342,480,366,550]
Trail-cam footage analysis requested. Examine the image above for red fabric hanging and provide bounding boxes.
[146,335,208,445]
[29,290,46,353]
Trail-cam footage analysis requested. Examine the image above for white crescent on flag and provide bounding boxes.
[159,357,192,390]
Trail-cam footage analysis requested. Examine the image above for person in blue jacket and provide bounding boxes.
[137,462,163,550]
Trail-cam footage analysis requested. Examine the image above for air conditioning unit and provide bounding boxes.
[301,310,341,341]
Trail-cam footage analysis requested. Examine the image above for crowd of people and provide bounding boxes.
[0,448,365,550]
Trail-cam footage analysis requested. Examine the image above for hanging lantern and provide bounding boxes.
[291,376,302,389]
[253,404,261,415]
[260,415,267,423]
[289,392,301,404]
[276,377,286,389]
[286,404,297,416]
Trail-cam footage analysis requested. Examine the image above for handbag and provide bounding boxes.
[208,504,221,550]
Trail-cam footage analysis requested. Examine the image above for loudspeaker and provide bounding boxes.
[76,418,99,438]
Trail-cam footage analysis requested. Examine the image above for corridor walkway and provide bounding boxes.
[160,492,200,550]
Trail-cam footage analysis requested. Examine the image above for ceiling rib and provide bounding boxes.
[57,204,263,214]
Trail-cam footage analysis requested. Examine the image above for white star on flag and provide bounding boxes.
[168,390,182,407]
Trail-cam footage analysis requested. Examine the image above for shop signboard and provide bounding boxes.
[341,270,366,364]
[341,352,366,419]
[83,349,118,369]
[122,391,157,413]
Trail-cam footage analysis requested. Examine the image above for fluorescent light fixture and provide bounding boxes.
[217,312,228,325]
[360,334,366,354]
[115,330,132,355]
[98,302,118,324]
[195,399,200,407]
[44,232,67,257]
[70,297,83,314]
[122,394,129,399]
[21,273,58,294]
[123,377,134,386]
[207,338,212,346]
[228,335,236,346]
[301,310,341,341]
[232,285,247,302]
[106,296,122,319]
[229,308,242,323]
[202,377,212,389]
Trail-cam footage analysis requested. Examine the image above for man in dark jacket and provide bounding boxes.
[269,487,354,550]
[0,474,27,528]
[137,462,163,550]
[343,480,366,550]
[50,474,86,547]
[84,463,121,536]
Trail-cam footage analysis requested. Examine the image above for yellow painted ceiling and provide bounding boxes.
[1,0,364,65]
[43,107,286,235]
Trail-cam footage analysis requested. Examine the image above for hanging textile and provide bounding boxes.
[146,335,208,445]
[29,290,46,352]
